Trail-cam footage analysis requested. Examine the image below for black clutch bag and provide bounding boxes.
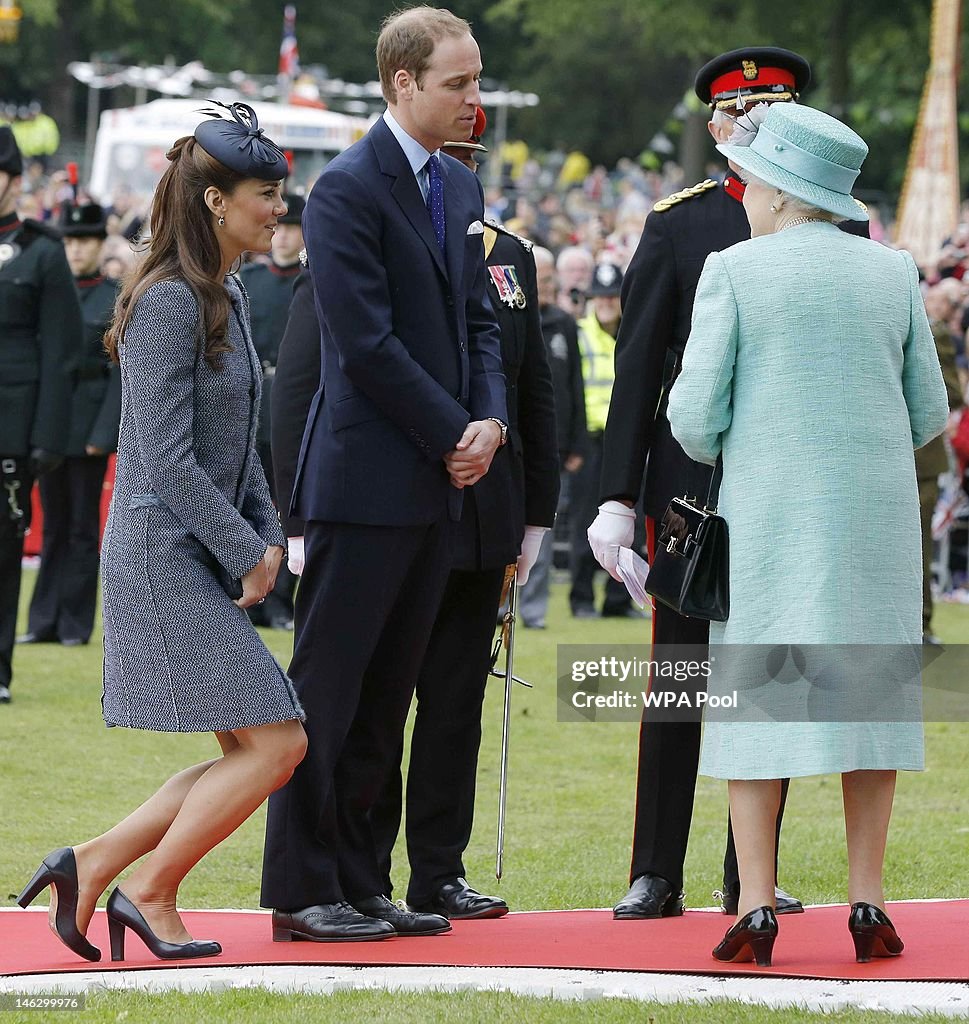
[645,458,729,621]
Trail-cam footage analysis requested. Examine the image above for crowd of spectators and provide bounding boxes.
[14,136,969,603]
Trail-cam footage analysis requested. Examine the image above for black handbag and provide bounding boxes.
[645,457,729,621]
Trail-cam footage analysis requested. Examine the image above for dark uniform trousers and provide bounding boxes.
[261,514,452,908]
[27,455,108,642]
[569,432,635,615]
[0,458,33,688]
[630,517,789,894]
[371,552,506,903]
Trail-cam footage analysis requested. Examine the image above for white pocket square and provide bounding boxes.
[466,220,484,235]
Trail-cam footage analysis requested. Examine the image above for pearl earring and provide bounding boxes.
[770,204,778,213]
[218,215,225,227]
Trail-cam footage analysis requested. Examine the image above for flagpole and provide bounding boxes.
[278,4,299,103]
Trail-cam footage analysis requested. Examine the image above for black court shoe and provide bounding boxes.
[848,902,904,963]
[712,906,777,967]
[17,847,101,962]
[106,888,221,961]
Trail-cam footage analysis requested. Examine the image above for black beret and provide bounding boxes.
[694,47,811,108]
[279,193,305,225]
[59,202,108,238]
[0,126,23,177]
[194,102,288,181]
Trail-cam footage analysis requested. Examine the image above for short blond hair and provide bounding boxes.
[377,6,472,104]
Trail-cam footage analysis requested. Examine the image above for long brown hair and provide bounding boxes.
[105,136,247,368]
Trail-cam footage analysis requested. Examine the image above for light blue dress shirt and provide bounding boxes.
[382,109,440,202]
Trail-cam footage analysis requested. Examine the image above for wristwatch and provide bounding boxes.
[486,417,508,447]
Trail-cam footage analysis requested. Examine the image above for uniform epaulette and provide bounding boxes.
[652,179,718,213]
[485,218,533,253]
[23,218,63,240]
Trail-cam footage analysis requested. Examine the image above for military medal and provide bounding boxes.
[488,264,528,309]
[504,265,527,309]
[488,265,516,308]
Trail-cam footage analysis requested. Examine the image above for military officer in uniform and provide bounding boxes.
[0,126,80,702]
[22,202,120,647]
[368,112,558,920]
[239,194,305,629]
[588,48,821,919]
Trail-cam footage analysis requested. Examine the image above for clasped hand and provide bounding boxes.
[443,419,502,488]
[235,545,285,608]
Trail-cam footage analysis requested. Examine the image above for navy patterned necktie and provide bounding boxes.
[425,153,446,254]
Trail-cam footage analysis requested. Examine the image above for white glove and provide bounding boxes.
[587,501,636,581]
[287,536,305,576]
[516,525,548,587]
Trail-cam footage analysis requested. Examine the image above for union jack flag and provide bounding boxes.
[278,5,300,80]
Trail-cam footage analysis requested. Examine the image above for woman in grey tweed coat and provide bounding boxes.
[17,105,306,964]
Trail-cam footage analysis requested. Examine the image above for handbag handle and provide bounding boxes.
[704,455,723,511]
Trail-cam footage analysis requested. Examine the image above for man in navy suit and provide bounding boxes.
[261,6,507,942]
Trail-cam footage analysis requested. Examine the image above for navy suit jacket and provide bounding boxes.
[293,117,506,526]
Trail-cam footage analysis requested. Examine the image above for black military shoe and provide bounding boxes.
[613,873,685,920]
[410,877,509,920]
[352,895,451,936]
[718,884,804,916]
[271,902,395,942]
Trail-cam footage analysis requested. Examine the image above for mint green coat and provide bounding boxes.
[668,223,949,778]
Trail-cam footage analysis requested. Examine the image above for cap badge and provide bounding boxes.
[597,264,617,286]
[742,60,758,81]
[0,241,20,267]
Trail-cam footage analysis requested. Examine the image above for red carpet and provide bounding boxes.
[4,902,967,981]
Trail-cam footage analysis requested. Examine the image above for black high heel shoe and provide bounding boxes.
[105,888,221,961]
[712,905,778,966]
[17,847,101,963]
[848,902,904,963]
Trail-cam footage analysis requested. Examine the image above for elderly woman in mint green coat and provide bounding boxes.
[668,103,948,968]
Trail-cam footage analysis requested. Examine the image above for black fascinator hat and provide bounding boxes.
[193,102,288,181]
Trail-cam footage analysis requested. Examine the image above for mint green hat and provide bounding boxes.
[717,103,869,222]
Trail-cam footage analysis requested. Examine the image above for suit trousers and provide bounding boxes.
[570,434,632,614]
[0,458,33,689]
[28,455,108,643]
[629,516,789,895]
[261,515,452,910]
[370,564,506,904]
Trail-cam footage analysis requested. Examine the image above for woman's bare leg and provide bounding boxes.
[117,719,306,942]
[65,755,224,936]
[727,779,782,919]
[842,769,896,910]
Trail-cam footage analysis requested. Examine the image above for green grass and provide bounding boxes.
[3,570,968,1022]
[2,990,968,1024]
